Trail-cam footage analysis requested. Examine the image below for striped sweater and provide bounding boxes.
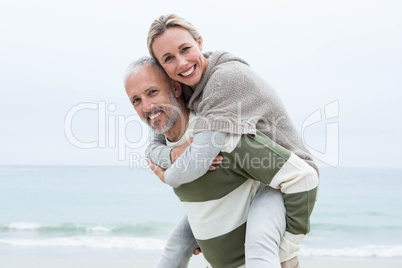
[166,113,318,267]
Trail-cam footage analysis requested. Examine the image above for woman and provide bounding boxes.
[146,14,319,268]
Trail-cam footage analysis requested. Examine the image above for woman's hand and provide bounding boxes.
[170,137,223,170]
[193,248,202,255]
[146,159,166,183]
[208,154,223,171]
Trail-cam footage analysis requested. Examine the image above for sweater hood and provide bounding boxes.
[189,51,249,105]
[203,50,249,68]
[201,51,249,83]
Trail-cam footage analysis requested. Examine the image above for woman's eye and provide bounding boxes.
[149,90,157,95]
[164,56,172,62]
[182,47,190,52]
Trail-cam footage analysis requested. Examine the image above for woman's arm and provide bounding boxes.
[145,132,173,169]
[146,133,195,169]
[149,131,226,188]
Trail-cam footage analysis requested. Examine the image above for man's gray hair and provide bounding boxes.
[123,56,170,85]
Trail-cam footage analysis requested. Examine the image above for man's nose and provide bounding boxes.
[142,99,153,113]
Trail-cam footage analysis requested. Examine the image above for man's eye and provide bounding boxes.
[149,90,157,95]
[133,98,140,104]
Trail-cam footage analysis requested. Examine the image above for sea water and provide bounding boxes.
[0,166,401,262]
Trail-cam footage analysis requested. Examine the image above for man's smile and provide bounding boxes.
[149,111,162,120]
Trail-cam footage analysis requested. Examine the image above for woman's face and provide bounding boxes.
[152,26,208,89]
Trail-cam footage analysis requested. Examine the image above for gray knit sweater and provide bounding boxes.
[182,50,318,174]
[146,51,318,176]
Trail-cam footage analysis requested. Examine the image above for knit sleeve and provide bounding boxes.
[145,132,173,169]
[164,131,226,188]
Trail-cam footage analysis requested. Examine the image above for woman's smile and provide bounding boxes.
[179,65,196,77]
[152,26,208,89]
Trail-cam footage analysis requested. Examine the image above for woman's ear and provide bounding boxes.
[171,80,182,98]
[197,37,203,51]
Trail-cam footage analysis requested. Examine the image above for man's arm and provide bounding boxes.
[146,132,173,169]
[154,214,199,268]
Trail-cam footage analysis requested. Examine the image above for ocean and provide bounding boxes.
[0,166,401,264]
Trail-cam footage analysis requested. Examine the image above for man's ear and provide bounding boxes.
[171,80,182,98]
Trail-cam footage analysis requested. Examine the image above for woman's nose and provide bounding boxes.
[177,55,188,68]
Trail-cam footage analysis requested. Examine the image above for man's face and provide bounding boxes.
[125,65,181,134]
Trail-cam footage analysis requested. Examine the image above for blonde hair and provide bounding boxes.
[147,14,202,59]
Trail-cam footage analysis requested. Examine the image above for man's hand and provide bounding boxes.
[170,137,224,170]
[146,159,166,183]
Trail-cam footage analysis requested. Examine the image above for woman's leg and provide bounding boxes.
[155,214,199,268]
[245,184,286,268]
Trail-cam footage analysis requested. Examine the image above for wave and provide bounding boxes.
[300,245,402,258]
[310,223,402,233]
[0,222,174,236]
[0,236,165,250]
[0,235,401,258]
[5,222,401,235]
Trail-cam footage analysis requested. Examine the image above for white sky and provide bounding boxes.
[1,0,401,168]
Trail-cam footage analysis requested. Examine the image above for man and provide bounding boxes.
[124,57,318,268]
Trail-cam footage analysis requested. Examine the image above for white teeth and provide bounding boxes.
[180,66,195,77]
[149,112,161,120]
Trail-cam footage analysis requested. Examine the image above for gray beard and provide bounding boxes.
[151,92,181,135]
